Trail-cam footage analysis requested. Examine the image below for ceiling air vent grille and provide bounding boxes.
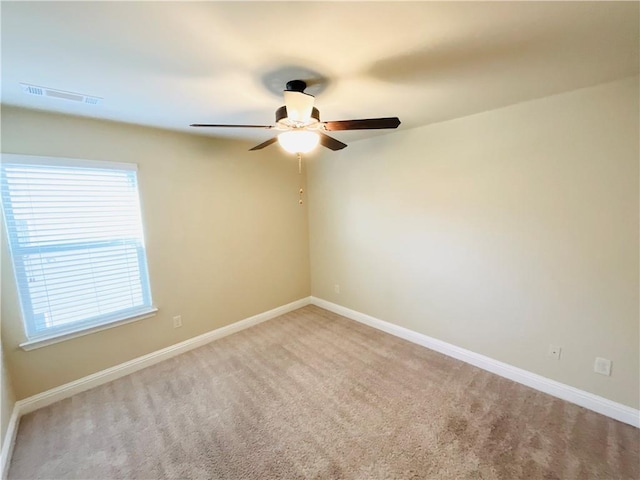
[20,83,103,105]
[22,84,44,96]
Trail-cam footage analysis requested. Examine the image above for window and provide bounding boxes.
[1,154,154,343]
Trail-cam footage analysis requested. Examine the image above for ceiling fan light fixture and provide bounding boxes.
[278,130,320,154]
[284,90,315,123]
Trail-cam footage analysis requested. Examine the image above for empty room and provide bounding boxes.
[1,1,638,479]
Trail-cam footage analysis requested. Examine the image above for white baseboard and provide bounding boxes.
[15,297,311,418]
[311,296,639,428]
[1,405,19,480]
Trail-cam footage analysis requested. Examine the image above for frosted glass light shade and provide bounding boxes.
[278,131,320,154]
[284,91,315,123]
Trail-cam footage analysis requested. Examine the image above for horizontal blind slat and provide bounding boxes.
[24,273,143,298]
[27,293,144,315]
[26,274,143,298]
[24,256,140,271]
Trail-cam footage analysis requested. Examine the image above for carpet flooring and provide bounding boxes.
[8,305,639,479]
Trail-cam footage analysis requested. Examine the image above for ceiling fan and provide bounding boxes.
[190,80,401,153]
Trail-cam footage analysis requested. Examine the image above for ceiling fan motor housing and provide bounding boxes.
[285,80,308,92]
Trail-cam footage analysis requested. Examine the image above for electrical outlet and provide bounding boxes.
[173,315,182,328]
[594,357,612,376]
[334,284,340,294]
[548,344,561,360]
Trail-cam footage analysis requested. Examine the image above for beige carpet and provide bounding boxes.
[9,305,639,479]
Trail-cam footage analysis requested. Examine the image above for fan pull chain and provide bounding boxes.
[298,153,303,205]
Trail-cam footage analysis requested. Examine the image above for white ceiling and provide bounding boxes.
[2,1,638,145]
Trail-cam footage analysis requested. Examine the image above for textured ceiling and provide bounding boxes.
[2,1,638,145]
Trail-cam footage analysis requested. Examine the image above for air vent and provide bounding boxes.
[20,83,103,105]
[22,84,44,96]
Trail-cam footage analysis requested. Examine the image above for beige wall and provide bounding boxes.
[2,77,638,410]
[1,107,310,399]
[1,346,16,448]
[307,77,639,409]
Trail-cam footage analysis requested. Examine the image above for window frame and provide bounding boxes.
[1,154,157,350]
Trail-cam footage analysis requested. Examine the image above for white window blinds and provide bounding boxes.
[1,155,153,340]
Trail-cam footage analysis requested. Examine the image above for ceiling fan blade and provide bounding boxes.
[319,132,347,151]
[190,124,274,129]
[323,117,401,131]
[249,137,278,151]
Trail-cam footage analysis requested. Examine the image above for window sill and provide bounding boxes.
[19,307,159,351]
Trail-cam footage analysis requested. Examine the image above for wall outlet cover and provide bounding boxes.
[594,357,612,376]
